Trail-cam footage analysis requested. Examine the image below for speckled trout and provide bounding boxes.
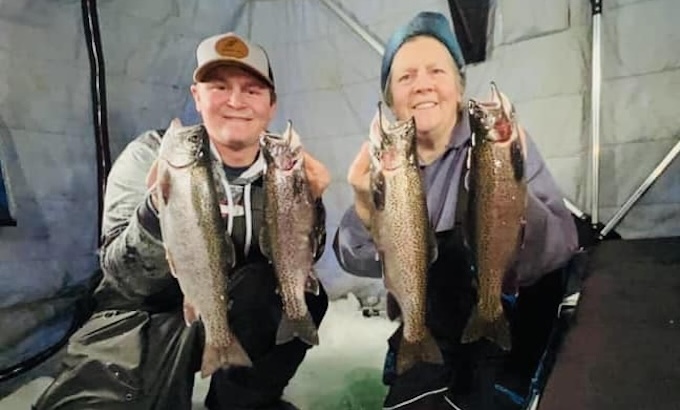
[368,104,443,375]
[463,82,527,350]
[260,121,320,346]
[156,118,251,377]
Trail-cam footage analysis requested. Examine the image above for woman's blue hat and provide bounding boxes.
[381,11,466,92]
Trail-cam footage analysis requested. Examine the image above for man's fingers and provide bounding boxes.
[146,159,159,189]
[303,151,331,198]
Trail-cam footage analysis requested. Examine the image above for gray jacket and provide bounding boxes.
[94,128,326,310]
[334,111,579,291]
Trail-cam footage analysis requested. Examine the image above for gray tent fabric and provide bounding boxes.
[0,0,678,399]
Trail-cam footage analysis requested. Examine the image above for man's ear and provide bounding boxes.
[268,101,278,122]
[190,83,201,113]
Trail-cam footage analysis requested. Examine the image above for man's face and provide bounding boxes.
[191,65,276,151]
[388,36,463,140]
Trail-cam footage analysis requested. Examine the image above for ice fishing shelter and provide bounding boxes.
[0,0,678,407]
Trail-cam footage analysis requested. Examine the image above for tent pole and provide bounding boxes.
[589,0,603,226]
[600,140,680,237]
[318,0,385,55]
[563,198,585,219]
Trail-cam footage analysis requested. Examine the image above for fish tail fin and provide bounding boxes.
[276,311,319,346]
[461,305,512,351]
[396,329,444,375]
[305,269,320,296]
[200,337,253,378]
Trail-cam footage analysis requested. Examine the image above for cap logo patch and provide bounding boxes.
[215,36,249,59]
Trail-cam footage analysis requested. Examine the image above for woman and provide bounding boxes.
[333,11,578,410]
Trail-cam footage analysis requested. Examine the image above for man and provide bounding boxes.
[333,11,579,410]
[35,32,330,410]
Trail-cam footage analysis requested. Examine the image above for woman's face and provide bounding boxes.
[388,36,463,141]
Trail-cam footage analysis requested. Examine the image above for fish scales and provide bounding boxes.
[261,122,320,346]
[368,105,443,375]
[156,119,251,378]
[462,82,527,350]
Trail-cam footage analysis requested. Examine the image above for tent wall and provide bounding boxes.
[0,2,98,374]
[0,0,249,378]
[0,0,678,386]
[242,0,454,299]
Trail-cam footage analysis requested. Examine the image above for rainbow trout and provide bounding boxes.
[156,119,252,377]
[368,104,443,375]
[462,82,527,350]
[260,121,320,346]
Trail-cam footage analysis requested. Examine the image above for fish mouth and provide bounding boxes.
[161,126,209,169]
[468,82,515,143]
[261,120,304,171]
[368,102,417,170]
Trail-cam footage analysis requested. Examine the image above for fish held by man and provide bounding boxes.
[462,82,527,351]
[368,103,443,375]
[260,121,320,346]
[155,118,252,377]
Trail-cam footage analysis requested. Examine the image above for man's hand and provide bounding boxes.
[303,152,331,199]
[347,142,372,228]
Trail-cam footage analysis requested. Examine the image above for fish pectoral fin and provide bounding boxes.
[158,167,172,205]
[292,172,306,197]
[182,301,199,327]
[386,292,401,321]
[305,270,320,295]
[510,137,525,182]
[371,172,386,211]
[258,226,272,261]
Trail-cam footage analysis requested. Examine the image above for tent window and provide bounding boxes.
[0,162,16,226]
[448,0,492,65]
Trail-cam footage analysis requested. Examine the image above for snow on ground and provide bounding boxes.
[0,294,398,410]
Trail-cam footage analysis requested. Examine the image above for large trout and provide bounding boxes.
[368,104,443,375]
[462,82,527,350]
[155,118,252,377]
[260,121,320,347]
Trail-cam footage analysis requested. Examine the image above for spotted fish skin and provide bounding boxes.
[463,83,527,351]
[260,121,320,347]
[156,119,251,378]
[368,104,443,376]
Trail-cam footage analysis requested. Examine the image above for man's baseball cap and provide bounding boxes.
[193,32,275,88]
[381,11,466,93]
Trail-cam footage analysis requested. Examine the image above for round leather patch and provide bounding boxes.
[215,36,249,59]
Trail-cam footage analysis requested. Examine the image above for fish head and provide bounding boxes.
[468,82,518,146]
[368,103,417,172]
[260,120,304,173]
[159,119,211,168]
